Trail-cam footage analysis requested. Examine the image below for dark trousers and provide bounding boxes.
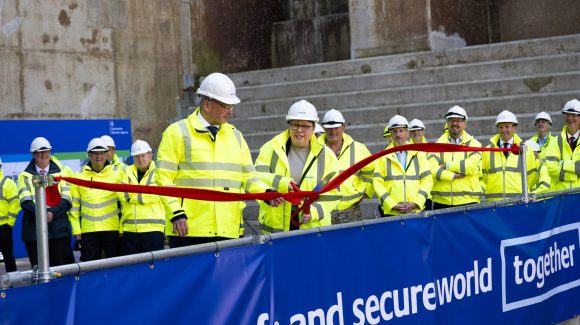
[120,231,165,255]
[0,224,17,272]
[168,236,229,248]
[25,237,75,268]
[81,231,120,261]
[432,202,476,210]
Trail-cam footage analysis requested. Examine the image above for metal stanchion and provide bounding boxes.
[33,174,52,283]
[520,144,529,203]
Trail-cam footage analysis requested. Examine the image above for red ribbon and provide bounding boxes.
[56,143,518,223]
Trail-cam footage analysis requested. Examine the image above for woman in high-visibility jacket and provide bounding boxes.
[255,100,340,233]
[118,140,167,255]
[0,158,20,272]
[70,138,124,261]
[374,115,433,216]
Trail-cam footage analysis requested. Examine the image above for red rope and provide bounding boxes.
[57,143,518,224]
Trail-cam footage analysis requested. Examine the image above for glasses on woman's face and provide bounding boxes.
[290,123,314,131]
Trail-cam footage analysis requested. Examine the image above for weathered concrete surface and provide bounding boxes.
[0,0,183,148]
[286,0,349,19]
[496,0,580,41]
[272,13,350,67]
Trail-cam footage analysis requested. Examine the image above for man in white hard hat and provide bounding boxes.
[255,100,340,232]
[481,110,547,201]
[374,115,432,216]
[544,99,580,191]
[18,137,75,267]
[528,112,554,155]
[409,119,426,143]
[318,109,373,224]
[118,140,166,255]
[156,72,283,247]
[70,138,124,260]
[427,106,483,210]
[0,157,20,272]
[101,135,127,172]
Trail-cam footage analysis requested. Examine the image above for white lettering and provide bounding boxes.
[422,283,437,311]
[352,298,365,325]
[513,242,576,289]
[365,295,380,325]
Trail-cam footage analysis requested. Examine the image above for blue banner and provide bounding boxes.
[0,119,131,258]
[0,194,579,324]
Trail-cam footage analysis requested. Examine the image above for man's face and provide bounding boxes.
[203,98,234,125]
[534,119,551,133]
[33,150,51,169]
[134,152,152,172]
[497,123,517,142]
[410,129,424,143]
[324,124,345,145]
[447,118,466,138]
[390,127,409,146]
[89,151,107,171]
[106,146,115,160]
[289,120,315,147]
[564,113,580,133]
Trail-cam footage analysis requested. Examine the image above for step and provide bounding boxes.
[230,34,580,87]
[230,71,580,118]
[236,53,580,102]
[230,91,576,133]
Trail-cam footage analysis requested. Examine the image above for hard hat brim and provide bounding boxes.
[321,122,343,129]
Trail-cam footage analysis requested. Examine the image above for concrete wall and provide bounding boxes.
[495,0,580,41]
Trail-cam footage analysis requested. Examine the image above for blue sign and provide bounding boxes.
[0,194,578,324]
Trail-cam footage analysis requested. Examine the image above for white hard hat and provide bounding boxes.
[524,140,541,153]
[445,105,468,121]
[286,100,319,122]
[30,137,52,153]
[196,72,241,105]
[562,99,580,115]
[495,110,518,126]
[387,115,409,130]
[314,123,324,135]
[321,109,345,128]
[534,112,552,124]
[100,135,116,148]
[131,140,152,156]
[87,138,108,152]
[409,119,425,131]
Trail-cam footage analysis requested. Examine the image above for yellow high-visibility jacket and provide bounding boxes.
[255,130,340,233]
[427,130,483,206]
[0,171,20,227]
[111,154,128,173]
[118,162,166,233]
[481,134,543,201]
[70,163,123,235]
[528,132,556,161]
[544,128,580,191]
[318,133,374,211]
[374,143,433,216]
[156,108,271,239]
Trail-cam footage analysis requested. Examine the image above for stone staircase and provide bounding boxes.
[227,34,580,233]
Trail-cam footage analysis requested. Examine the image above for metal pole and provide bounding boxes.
[520,144,529,203]
[33,174,52,283]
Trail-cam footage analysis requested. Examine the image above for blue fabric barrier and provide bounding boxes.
[1,194,579,324]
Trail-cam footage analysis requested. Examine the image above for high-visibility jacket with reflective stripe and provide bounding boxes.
[156,108,271,239]
[70,163,123,234]
[0,171,20,227]
[318,133,374,211]
[118,162,166,233]
[528,132,555,161]
[427,131,483,205]
[255,130,340,233]
[18,158,72,207]
[374,143,433,216]
[544,128,580,191]
[481,134,539,201]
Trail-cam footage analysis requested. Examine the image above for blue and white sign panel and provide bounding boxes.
[0,194,578,324]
